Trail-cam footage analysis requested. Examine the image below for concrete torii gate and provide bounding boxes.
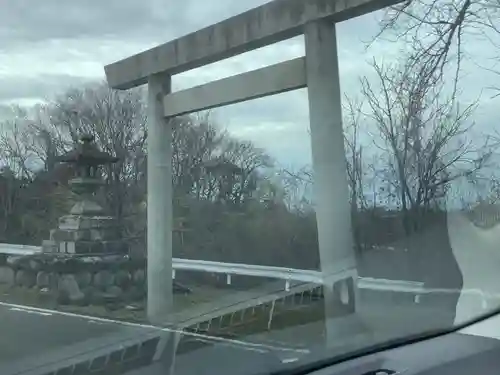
[104,0,401,344]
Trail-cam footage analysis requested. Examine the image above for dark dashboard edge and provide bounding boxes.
[264,306,500,375]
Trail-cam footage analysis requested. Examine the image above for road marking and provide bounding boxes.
[0,301,309,355]
[243,336,308,349]
[192,337,268,353]
[87,320,104,325]
[282,357,299,363]
[9,307,52,316]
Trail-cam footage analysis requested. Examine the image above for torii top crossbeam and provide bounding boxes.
[104,0,401,90]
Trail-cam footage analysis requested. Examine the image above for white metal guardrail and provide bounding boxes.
[0,244,428,291]
[2,243,498,307]
[173,258,323,284]
[358,277,424,293]
[0,243,43,255]
[0,243,426,297]
[0,244,417,289]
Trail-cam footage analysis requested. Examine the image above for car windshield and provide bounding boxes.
[0,0,499,374]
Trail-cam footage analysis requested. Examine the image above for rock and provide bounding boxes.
[58,274,85,303]
[126,286,145,301]
[91,286,123,307]
[75,271,92,288]
[0,266,14,286]
[114,270,131,288]
[173,281,192,295]
[90,291,105,306]
[100,286,124,309]
[15,270,36,288]
[48,273,59,290]
[29,259,43,272]
[56,290,70,305]
[105,303,122,311]
[78,292,91,306]
[129,256,146,269]
[93,270,114,290]
[59,258,82,274]
[132,269,145,285]
[95,255,125,271]
[105,285,123,299]
[38,288,55,305]
[36,271,50,289]
[7,256,24,269]
[82,286,97,301]
[125,304,143,311]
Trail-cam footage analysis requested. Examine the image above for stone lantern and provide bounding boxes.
[59,133,118,216]
[42,134,128,256]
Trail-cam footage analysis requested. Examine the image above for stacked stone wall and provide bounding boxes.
[0,254,151,306]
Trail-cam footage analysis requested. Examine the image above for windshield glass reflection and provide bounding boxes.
[0,0,499,374]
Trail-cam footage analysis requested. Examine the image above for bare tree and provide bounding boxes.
[361,57,493,233]
[377,0,500,97]
[279,167,314,213]
[219,139,274,206]
[0,83,147,239]
[344,96,372,251]
[344,97,369,213]
[0,106,42,181]
[278,101,371,250]
[54,84,146,231]
[280,100,368,214]
[171,114,226,201]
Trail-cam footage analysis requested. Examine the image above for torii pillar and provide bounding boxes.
[146,74,174,323]
[305,20,362,341]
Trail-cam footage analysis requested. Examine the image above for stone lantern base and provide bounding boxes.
[42,213,128,256]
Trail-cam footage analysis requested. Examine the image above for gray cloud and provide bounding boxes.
[0,74,96,103]
[0,0,381,51]
[0,0,386,104]
[1,0,498,168]
[0,0,277,52]
[0,0,173,50]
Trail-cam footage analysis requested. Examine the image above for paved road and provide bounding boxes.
[127,337,301,375]
[0,299,459,373]
[0,302,307,375]
[0,302,160,374]
[0,304,128,362]
[131,305,453,375]
[0,280,478,375]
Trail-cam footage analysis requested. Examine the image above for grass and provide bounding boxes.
[0,284,235,324]
[0,283,328,348]
[192,300,326,339]
[0,285,148,322]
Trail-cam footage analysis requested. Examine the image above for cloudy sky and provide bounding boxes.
[1,0,499,168]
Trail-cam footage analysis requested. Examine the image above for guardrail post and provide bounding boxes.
[267,300,276,331]
[305,19,363,347]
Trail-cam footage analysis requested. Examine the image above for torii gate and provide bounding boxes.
[104,0,402,345]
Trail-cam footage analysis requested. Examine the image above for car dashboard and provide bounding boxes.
[302,313,500,375]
